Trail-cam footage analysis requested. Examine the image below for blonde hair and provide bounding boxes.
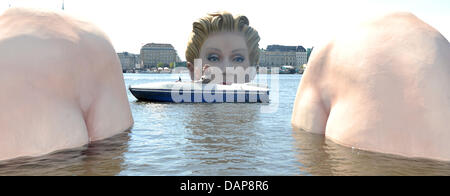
[186,12,260,66]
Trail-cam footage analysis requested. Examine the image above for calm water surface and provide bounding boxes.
[1,73,450,176]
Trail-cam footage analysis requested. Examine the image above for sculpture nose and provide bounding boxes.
[221,59,235,75]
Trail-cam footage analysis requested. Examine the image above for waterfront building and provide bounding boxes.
[175,61,187,67]
[140,43,180,68]
[117,52,140,72]
[307,47,314,62]
[259,45,309,67]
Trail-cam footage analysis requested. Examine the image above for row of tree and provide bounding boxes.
[157,62,175,69]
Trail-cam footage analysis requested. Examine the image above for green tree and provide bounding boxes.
[157,62,164,68]
[169,62,175,69]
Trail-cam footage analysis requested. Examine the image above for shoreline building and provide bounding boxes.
[140,43,180,69]
[306,47,314,62]
[117,52,140,72]
[259,45,309,67]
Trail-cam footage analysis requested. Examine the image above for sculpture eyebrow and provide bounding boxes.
[232,48,246,53]
[206,48,222,53]
[206,48,246,54]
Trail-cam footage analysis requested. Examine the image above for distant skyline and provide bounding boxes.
[1,0,449,61]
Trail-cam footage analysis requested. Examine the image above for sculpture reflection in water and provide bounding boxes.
[182,103,263,175]
[292,129,450,176]
[0,132,130,176]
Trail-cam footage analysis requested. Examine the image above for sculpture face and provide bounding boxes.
[0,8,133,161]
[291,12,450,161]
[189,32,251,83]
[200,32,250,69]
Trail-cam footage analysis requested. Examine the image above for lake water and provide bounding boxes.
[1,73,450,176]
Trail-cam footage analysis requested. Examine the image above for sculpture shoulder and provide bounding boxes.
[312,12,450,70]
[357,12,447,45]
[367,12,433,30]
[0,8,117,71]
[0,8,110,44]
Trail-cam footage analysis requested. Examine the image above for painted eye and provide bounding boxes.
[233,56,245,63]
[207,54,220,62]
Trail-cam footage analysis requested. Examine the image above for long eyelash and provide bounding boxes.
[208,54,220,61]
[233,56,245,62]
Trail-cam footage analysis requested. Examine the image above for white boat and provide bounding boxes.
[129,81,269,103]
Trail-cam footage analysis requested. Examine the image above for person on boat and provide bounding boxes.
[185,12,260,85]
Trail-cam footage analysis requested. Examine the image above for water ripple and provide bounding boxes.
[2,74,450,175]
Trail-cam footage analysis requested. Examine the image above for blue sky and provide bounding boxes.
[1,0,449,60]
